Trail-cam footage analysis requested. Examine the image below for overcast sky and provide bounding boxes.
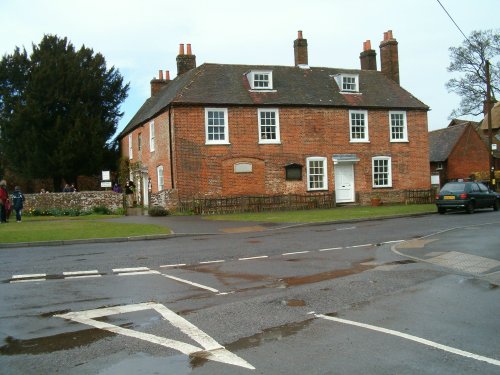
[1,0,498,136]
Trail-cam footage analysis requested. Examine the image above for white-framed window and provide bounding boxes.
[389,111,408,142]
[149,121,155,151]
[258,108,280,144]
[205,108,229,145]
[306,157,328,191]
[157,165,164,191]
[334,74,359,92]
[372,156,392,187]
[128,134,133,159]
[247,70,273,90]
[436,162,443,170]
[349,110,369,142]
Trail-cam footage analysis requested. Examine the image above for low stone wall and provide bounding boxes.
[25,191,124,212]
[149,189,179,212]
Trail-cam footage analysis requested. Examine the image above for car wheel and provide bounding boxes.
[494,199,500,211]
[466,202,475,214]
[438,207,446,215]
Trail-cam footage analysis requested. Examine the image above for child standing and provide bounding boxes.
[12,186,25,223]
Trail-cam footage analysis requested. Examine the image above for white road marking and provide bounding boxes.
[337,226,356,231]
[63,270,99,276]
[10,278,46,283]
[160,263,187,268]
[315,314,500,367]
[12,273,46,279]
[112,267,150,273]
[199,260,225,264]
[381,240,404,244]
[55,302,255,370]
[282,251,310,256]
[238,256,269,261]
[318,247,343,252]
[65,275,102,279]
[118,270,160,276]
[161,274,219,293]
[345,244,372,248]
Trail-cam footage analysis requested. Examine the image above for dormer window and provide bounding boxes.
[334,74,359,93]
[248,70,273,90]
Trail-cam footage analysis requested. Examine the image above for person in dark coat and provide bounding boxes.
[11,186,25,223]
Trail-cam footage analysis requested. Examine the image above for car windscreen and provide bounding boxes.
[440,182,466,193]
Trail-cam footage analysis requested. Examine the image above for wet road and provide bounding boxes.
[1,210,499,374]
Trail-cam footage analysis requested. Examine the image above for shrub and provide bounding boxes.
[148,206,169,217]
[92,205,112,215]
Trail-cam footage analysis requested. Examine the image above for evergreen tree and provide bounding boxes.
[0,35,128,190]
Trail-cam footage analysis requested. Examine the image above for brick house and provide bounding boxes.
[429,120,489,187]
[118,31,430,208]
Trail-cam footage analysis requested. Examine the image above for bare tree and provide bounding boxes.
[446,29,499,118]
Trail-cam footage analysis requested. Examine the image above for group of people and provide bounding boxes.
[0,180,25,223]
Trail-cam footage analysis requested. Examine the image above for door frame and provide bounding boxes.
[334,162,356,203]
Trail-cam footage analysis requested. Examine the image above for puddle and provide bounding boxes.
[285,299,306,307]
[0,329,114,355]
[184,265,273,286]
[282,260,375,287]
[226,319,313,351]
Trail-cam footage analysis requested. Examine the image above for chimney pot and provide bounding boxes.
[165,70,170,80]
[298,30,303,39]
[387,30,393,39]
[186,43,192,55]
[178,43,184,55]
[159,69,163,80]
[363,40,372,51]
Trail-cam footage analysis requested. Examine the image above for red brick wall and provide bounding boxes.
[447,124,489,180]
[170,105,430,199]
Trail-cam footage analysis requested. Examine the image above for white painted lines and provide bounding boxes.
[238,255,269,261]
[282,251,310,256]
[336,226,356,231]
[55,302,255,370]
[113,267,160,276]
[314,313,500,367]
[161,274,220,293]
[160,263,187,268]
[345,244,372,249]
[63,270,101,279]
[318,247,343,252]
[10,273,47,283]
[199,260,225,264]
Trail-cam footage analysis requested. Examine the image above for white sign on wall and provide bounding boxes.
[102,170,110,181]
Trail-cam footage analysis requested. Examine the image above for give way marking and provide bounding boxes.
[55,302,255,370]
[314,313,500,367]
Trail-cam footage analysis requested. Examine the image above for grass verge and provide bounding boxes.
[204,204,436,223]
[0,215,170,244]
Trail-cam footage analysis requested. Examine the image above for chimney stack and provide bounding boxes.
[293,30,308,66]
[176,43,196,76]
[150,69,171,96]
[379,30,399,84]
[359,40,377,70]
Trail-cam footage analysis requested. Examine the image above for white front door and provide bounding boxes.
[334,163,355,203]
[142,173,149,207]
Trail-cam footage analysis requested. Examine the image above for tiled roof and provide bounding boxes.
[119,63,429,138]
[428,122,469,162]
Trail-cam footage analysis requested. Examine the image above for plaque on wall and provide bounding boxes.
[234,163,253,173]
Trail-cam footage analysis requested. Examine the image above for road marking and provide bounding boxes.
[315,314,500,367]
[238,256,269,261]
[118,270,160,276]
[65,275,102,279]
[381,240,405,244]
[12,273,46,279]
[63,270,99,276]
[345,244,372,248]
[160,263,187,268]
[161,274,219,293]
[10,278,46,283]
[337,226,356,231]
[199,260,225,264]
[318,247,343,252]
[55,302,255,370]
[112,267,150,273]
[282,251,310,256]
